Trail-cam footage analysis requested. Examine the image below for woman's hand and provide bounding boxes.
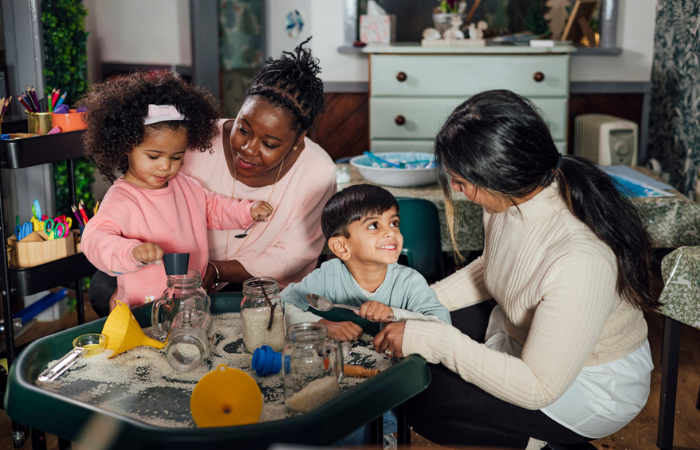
[251,201,274,222]
[360,301,395,322]
[203,262,220,292]
[374,322,406,358]
[132,243,164,265]
[320,319,363,342]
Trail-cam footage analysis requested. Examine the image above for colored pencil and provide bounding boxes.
[0,98,10,120]
[52,89,60,108]
[78,201,89,224]
[56,92,67,107]
[29,87,40,112]
[22,92,35,112]
[16,96,32,112]
[48,93,53,113]
[93,200,100,216]
[71,205,84,227]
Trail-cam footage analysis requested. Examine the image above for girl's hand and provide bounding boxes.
[360,301,395,322]
[374,322,406,358]
[251,201,273,222]
[320,319,363,342]
[132,243,164,265]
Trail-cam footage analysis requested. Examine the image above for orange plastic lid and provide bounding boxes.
[190,364,263,427]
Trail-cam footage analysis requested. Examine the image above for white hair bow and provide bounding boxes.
[144,104,185,125]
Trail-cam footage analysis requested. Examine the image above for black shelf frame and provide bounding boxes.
[0,126,95,370]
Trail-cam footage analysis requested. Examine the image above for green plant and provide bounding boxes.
[42,0,94,296]
[42,0,95,218]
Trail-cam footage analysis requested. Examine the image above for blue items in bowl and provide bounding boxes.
[349,152,437,188]
[252,345,282,376]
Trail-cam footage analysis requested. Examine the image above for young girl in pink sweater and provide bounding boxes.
[80,72,272,309]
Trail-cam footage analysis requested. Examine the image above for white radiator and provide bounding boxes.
[573,114,638,166]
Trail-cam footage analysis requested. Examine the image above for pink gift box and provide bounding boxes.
[360,15,396,45]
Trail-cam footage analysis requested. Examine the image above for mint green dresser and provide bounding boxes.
[363,44,576,154]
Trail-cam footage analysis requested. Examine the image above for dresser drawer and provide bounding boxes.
[371,54,569,98]
[370,97,567,141]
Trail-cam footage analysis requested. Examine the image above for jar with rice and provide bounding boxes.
[241,277,285,353]
[282,322,343,413]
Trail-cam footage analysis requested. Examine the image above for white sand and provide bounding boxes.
[36,312,392,428]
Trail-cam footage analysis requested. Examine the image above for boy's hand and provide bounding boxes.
[360,301,395,322]
[251,201,273,222]
[132,243,164,265]
[320,319,363,341]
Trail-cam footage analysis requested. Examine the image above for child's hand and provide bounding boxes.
[132,243,164,265]
[251,201,273,222]
[360,301,395,322]
[320,319,363,342]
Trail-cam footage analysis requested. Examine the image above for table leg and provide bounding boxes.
[369,415,383,448]
[30,428,47,450]
[397,402,411,447]
[657,316,680,450]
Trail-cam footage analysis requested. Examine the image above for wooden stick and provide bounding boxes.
[344,365,380,378]
[465,0,482,25]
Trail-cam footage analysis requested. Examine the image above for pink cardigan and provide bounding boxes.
[181,122,337,288]
[81,174,254,306]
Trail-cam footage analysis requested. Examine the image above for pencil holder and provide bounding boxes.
[26,111,53,135]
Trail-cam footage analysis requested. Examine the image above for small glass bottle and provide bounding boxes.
[165,298,213,372]
[240,277,285,353]
[151,269,211,339]
[282,322,343,413]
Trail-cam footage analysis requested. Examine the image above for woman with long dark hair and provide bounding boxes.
[374,90,658,449]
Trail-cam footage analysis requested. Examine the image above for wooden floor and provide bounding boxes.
[1,299,699,449]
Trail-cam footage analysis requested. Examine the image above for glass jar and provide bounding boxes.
[151,269,211,339]
[282,322,343,413]
[240,277,285,353]
[165,298,213,372]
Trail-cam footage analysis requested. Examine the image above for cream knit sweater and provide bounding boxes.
[403,183,648,410]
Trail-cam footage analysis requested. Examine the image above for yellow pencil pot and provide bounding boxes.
[26,111,53,135]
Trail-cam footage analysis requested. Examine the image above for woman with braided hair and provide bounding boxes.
[181,37,335,292]
[88,38,336,316]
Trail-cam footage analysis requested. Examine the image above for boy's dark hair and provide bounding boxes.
[321,184,399,240]
[246,37,326,132]
[80,71,222,182]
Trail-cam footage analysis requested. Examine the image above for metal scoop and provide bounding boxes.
[235,216,259,239]
[37,333,106,382]
[305,293,396,321]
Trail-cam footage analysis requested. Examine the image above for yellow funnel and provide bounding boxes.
[190,364,263,428]
[101,300,165,358]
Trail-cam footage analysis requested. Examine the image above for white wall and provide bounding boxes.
[265,0,368,83]
[570,0,657,82]
[86,0,192,67]
[265,0,656,84]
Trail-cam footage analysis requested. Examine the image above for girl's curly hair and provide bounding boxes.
[80,71,221,182]
[246,37,325,132]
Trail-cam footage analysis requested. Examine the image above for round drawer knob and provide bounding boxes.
[533,72,545,82]
[395,115,406,126]
[396,72,407,82]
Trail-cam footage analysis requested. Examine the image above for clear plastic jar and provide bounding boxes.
[240,277,285,353]
[165,298,213,372]
[151,269,211,339]
[282,322,343,413]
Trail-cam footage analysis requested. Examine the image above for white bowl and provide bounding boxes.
[350,152,438,188]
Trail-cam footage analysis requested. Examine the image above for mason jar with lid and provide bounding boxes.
[282,322,343,413]
[240,277,285,353]
[151,269,211,339]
